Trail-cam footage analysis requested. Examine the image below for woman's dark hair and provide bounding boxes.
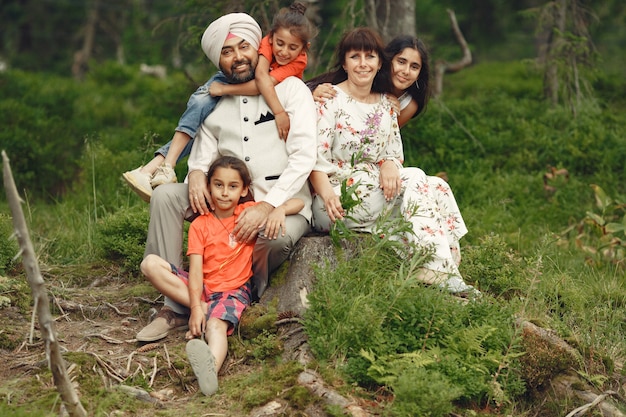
[306,27,390,93]
[207,156,252,188]
[270,1,318,52]
[383,35,430,117]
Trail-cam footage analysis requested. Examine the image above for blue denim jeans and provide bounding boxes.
[154,71,228,162]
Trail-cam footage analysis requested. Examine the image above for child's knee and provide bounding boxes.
[205,318,229,335]
[139,254,158,277]
[140,254,163,278]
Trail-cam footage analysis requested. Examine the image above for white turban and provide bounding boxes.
[201,13,262,68]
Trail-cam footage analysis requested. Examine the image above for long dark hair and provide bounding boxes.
[306,27,391,93]
[382,35,430,117]
[207,156,254,203]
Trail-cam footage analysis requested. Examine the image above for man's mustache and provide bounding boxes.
[231,59,251,70]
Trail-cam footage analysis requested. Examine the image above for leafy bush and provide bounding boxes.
[94,205,149,275]
[390,367,462,417]
[0,213,18,274]
[461,233,528,297]
[305,235,526,413]
[0,67,193,203]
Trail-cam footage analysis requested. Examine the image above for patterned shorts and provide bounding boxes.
[170,264,252,335]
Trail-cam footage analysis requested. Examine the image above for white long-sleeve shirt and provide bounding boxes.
[188,76,317,221]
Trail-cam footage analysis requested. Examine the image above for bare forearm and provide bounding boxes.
[280,198,304,216]
[256,73,283,114]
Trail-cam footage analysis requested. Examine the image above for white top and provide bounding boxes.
[398,91,412,111]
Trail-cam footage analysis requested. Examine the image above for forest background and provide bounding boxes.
[0,0,625,416]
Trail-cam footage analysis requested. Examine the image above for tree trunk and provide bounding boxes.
[540,0,567,106]
[367,0,415,41]
[2,151,87,417]
[73,0,100,80]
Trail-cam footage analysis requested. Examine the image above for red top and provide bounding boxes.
[186,201,258,293]
[258,34,307,82]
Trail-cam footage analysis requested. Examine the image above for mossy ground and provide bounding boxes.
[0,264,362,417]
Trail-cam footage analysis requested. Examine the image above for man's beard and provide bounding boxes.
[224,56,257,84]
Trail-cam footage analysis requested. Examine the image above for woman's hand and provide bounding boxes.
[321,192,345,223]
[188,170,212,215]
[264,206,287,239]
[387,95,401,115]
[379,160,402,201]
[312,83,336,103]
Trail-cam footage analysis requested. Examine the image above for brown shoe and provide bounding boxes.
[136,306,188,342]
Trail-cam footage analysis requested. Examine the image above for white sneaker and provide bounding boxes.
[122,167,152,203]
[186,338,218,395]
[151,163,177,188]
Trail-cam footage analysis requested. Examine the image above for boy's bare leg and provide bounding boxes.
[186,317,228,396]
[140,254,191,306]
[205,318,229,370]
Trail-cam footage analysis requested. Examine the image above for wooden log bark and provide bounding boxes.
[2,151,87,417]
[257,235,373,416]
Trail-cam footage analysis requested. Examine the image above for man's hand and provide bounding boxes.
[234,202,274,243]
[188,170,212,215]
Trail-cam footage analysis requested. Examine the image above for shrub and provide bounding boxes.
[461,233,527,297]
[94,205,149,275]
[305,234,526,413]
[0,213,18,274]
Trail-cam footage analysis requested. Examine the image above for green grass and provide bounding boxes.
[1,59,625,415]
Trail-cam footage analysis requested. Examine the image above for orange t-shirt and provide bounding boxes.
[258,34,307,82]
[186,201,257,293]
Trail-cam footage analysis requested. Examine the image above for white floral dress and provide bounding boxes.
[312,86,468,278]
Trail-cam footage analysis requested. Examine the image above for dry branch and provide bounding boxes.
[432,9,473,97]
[297,369,371,417]
[2,151,87,417]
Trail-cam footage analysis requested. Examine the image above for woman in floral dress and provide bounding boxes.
[307,27,478,295]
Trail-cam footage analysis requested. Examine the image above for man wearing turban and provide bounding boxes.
[137,13,316,349]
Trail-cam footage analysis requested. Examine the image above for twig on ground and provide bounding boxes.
[84,333,124,344]
[89,352,125,383]
[53,294,70,322]
[564,390,620,417]
[275,317,302,326]
[104,302,129,316]
[126,351,136,375]
[163,344,171,369]
[149,354,158,387]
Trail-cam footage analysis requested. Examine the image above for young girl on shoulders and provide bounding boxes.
[210,1,318,140]
[122,2,317,202]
